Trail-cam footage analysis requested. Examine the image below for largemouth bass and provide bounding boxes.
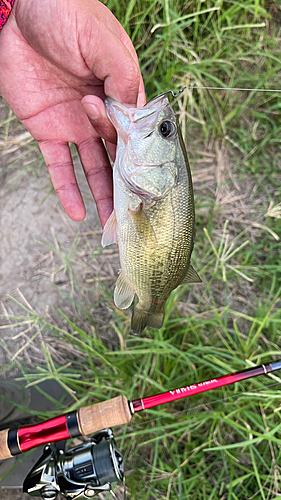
[102,90,200,334]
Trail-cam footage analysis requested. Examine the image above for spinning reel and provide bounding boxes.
[23,429,124,499]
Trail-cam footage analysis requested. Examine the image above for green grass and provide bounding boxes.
[1,223,281,498]
[1,296,281,499]
[1,0,281,498]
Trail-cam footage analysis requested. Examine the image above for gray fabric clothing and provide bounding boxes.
[0,380,30,423]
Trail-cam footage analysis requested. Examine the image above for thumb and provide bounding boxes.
[82,95,117,146]
[79,4,141,105]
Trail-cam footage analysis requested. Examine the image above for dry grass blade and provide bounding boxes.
[265,202,281,220]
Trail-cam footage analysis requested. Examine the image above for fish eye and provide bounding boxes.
[159,120,176,138]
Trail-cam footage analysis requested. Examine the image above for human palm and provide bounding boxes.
[0,0,145,225]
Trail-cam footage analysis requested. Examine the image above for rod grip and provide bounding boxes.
[0,396,132,461]
[78,395,132,435]
[0,429,12,461]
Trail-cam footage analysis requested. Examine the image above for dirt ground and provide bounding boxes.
[0,95,123,362]
[0,490,29,500]
[0,146,101,306]
[0,97,120,494]
[0,118,101,313]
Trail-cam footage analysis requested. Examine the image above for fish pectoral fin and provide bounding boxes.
[128,202,143,215]
[114,271,135,310]
[182,265,202,284]
[101,210,118,247]
[128,205,157,244]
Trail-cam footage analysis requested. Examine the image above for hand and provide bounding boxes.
[0,0,145,226]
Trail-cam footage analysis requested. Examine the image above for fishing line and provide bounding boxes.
[168,85,281,98]
[146,84,281,103]
[186,86,281,93]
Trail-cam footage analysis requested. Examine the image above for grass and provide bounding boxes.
[1,280,281,499]
[1,0,281,499]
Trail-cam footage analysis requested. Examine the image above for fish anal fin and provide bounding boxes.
[101,210,118,248]
[147,312,164,329]
[114,271,135,310]
[182,265,202,284]
[131,306,164,335]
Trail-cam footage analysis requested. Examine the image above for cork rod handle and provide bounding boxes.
[0,429,12,461]
[78,395,132,435]
[0,396,132,462]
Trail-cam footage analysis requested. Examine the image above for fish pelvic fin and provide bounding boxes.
[131,305,164,335]
[101,210,118,247]
[114,271,135,309]
[182,265,202,284]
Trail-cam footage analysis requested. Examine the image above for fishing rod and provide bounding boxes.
[1,360,280,499]
[1,359,281,462]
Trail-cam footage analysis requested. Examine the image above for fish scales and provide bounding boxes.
[121,172,191,298]
[102,91,200,333]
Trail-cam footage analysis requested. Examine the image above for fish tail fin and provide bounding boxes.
[131,306,164,335]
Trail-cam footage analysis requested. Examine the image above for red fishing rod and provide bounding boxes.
[1,360,281,461]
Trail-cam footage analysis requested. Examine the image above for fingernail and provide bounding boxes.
[82,102,99,120]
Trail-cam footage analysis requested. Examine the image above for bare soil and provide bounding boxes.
[0,97,122,367]
[0,97,120,494]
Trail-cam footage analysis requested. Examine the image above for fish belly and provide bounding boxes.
[114,167,194,332]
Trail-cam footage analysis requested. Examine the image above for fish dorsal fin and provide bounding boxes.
[182,265,202,284]
[114,271,135,310]
[101,210,118,247]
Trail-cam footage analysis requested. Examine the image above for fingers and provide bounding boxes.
[77,137,113,228]
[81,95,117,164]
[137,79,146,108]
[81,16,141,106]
[39,140,86,221]
[39,138,113,226]
[81,95,117,145]
[118,26,146,108]
[81,95,117,165]
[95,44,140,106]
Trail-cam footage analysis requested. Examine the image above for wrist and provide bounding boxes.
[0,0,15,31]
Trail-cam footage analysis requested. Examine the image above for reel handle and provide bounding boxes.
[0,395,131,461]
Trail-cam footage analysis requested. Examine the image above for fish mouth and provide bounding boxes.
[105,97,158,123]
[105,88,185,125]
[105,87,185,114]
[104,97,128,111]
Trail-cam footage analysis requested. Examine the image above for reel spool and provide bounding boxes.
[23,429,124,499]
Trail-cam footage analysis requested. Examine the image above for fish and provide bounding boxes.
[102,90,201,334]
